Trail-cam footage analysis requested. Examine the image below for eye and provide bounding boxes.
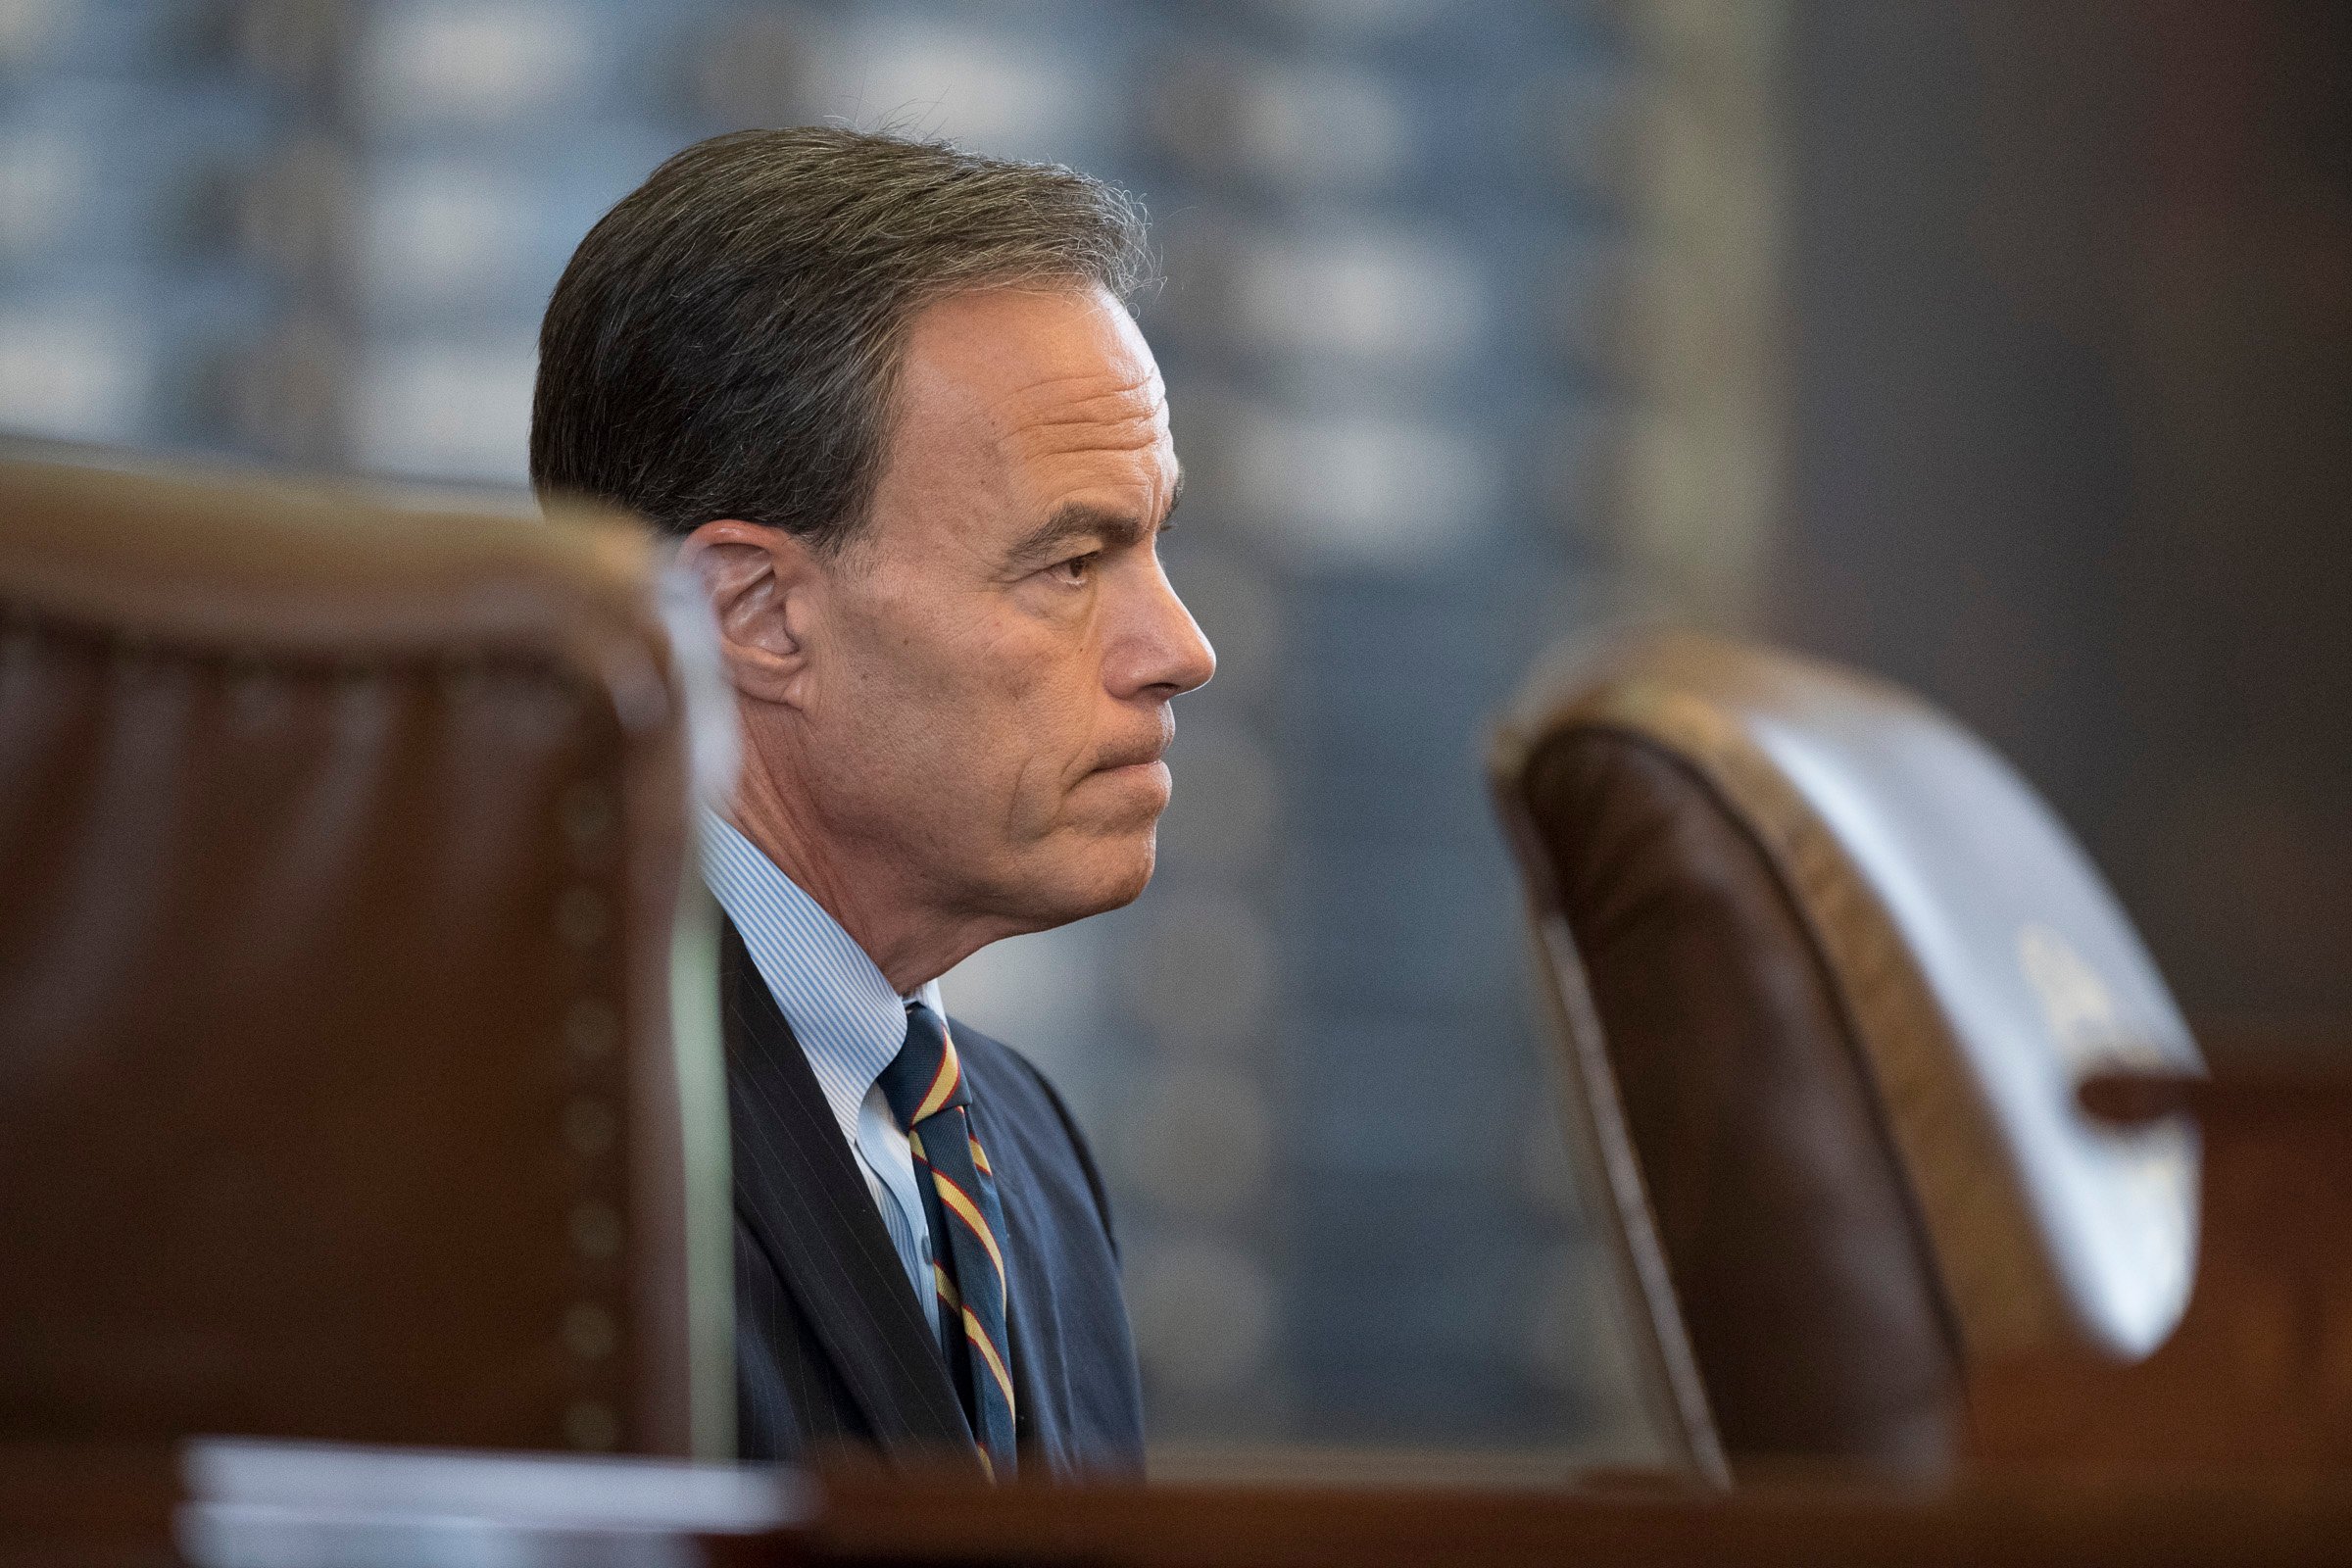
[1045,552,1100,587]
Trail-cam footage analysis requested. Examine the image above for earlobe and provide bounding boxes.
[676,519,816,708]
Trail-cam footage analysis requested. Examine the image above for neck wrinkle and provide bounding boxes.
[724,737,983,996]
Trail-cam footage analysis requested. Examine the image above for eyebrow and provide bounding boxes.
[1004,468,1184,570]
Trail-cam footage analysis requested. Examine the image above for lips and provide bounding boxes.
[1091,724,1172,774]
[1091,711,1176,777]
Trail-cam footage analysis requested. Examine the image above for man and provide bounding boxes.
[530,128,1215,1478]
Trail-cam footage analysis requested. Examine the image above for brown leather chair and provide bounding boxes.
[0,456,731,1457]
[1490,632,2201,1484]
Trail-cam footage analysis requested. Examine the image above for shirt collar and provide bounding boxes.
[698,806,944,1147]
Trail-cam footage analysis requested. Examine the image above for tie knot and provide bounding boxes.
[878,1002,968,1131]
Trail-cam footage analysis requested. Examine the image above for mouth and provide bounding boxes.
[1085,751,1173,810]
[1089,729,1172,775]
[1086,715,1177,793]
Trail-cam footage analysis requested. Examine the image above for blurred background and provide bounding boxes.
[1,0,2344,1473]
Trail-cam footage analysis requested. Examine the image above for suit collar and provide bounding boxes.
[721,919,981,1470]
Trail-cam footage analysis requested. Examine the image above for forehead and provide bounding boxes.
[887,284,1173,498]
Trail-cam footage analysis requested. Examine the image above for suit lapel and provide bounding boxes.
[720,919,979,1466]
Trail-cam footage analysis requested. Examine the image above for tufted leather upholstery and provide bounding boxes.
[1491,633,2201,1481]
[0,456,725,1456]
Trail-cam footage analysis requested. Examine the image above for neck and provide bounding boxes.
[725,755,1004,996]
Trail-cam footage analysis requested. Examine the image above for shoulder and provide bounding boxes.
[950,1020,1121,1254]
[951,1022,1097,1166]
[952,1021,1064,1116]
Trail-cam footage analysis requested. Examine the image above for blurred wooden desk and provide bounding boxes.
[1970,1067,2352,1476]
[12,1448,2352,1568]
[767,1472,2352,1568]
[7,1061,2350,1568]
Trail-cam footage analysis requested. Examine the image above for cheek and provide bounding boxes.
[807,614,982,814]
[975,645,1115,834]
[855,616,1080,812]
[998,674,1101,813]
[829,589,1111,841]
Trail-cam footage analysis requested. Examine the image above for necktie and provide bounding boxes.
[877,1002,1018,1479]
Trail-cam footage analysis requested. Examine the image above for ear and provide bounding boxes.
[675,519,824,709]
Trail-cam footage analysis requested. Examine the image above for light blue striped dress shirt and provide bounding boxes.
[700,808,941,1328]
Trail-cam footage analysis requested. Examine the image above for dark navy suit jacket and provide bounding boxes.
[721,920,1145,1476]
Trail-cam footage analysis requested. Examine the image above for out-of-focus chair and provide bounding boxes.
[1489,633,2201,1484]
[0,457,731,1457]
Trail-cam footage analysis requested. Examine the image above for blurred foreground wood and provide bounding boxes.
[0,1446,176,1568]
[765,1473,2352,1568]
[12,1446,2352,1568]
[6,1060,2351,1567]
[1969,1068,2352,1475]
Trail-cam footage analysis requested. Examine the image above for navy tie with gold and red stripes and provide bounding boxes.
[878,1002,1018,1480]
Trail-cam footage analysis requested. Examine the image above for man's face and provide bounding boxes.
[778,284,1214,936]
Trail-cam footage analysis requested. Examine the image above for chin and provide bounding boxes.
[1019,831,1157,928]
[1094,845,1157,910]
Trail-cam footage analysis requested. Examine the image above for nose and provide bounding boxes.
[1111,558,1216,701]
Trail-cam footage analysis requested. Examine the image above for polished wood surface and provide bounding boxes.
[772,1472,2352,1568]
[5,1061,2348,1567]
[0,1446,176,1568]
[15,1447,2352,1568]
[1970,1066,2352,1476]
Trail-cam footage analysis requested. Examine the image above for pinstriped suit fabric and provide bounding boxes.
[702,808,941,1315]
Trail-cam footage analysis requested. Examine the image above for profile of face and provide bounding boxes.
[686,284,1216,984]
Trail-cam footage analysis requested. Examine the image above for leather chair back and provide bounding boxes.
[1490,633,2200,1480]
[0,457,728,1457]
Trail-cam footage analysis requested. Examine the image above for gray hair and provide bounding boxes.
[529,126,1152,549]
